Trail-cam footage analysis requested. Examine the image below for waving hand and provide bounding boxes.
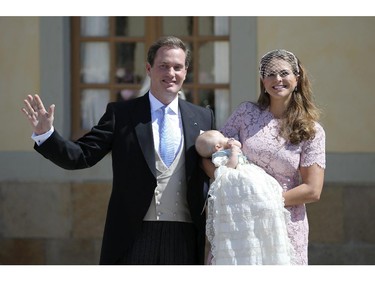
[21,94,55,135]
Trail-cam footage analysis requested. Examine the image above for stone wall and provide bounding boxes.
[308,182,375,265]
[0,182,111,264]
[1,181,374,265]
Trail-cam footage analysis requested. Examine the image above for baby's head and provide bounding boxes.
[195,130,241,157]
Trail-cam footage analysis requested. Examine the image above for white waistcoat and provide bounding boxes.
[143,139,192,222]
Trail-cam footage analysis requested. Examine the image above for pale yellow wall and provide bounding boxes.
[258,17,375,153]
[0,17,40,151]
[3,17,374,153]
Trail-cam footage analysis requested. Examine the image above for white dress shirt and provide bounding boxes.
[149,92,183,159]
[32,126,54,146]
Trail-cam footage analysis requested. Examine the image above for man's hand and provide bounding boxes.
[21,94,55,135]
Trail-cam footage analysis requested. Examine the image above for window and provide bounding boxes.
[71,17,230,139]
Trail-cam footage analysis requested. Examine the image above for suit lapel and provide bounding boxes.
[132,93,157,178]
[179,99,201,179]
[131,96,202,180]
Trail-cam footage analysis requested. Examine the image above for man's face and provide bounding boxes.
[146,46,187,104]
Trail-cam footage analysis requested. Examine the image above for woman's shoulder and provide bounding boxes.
[303,121,326,147]
[238,100,259,109]
[313,121,326,136]
[234,101,262,115]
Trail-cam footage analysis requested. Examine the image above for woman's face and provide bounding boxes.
[261,58,298,103]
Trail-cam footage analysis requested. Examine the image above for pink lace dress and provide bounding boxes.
[221,102,326,265]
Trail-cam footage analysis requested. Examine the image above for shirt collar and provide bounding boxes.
[149,91,179,115]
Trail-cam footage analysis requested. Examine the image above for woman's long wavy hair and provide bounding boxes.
[258,50,320,145]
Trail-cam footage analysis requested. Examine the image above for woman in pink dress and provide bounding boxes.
[205,49,326,265]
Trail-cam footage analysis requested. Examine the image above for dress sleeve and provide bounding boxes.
[300,122,326,169]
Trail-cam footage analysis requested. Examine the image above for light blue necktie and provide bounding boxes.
[159,106,175,167]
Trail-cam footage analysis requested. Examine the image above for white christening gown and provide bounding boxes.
[206,150,296,265]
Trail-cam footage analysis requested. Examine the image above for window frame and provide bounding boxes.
[70,16,230,139]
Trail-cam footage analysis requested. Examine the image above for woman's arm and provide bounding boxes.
[283,163,324,207]
[201,157,216,179]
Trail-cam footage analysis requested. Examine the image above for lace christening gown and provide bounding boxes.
[206,149,295,265]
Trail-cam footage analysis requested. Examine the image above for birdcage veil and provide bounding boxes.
[259,49,300,79]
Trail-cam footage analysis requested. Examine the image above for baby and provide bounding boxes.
[195,129,245,169]
[196,130,295,265]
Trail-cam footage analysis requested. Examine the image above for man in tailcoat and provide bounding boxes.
[22,36,214,265]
